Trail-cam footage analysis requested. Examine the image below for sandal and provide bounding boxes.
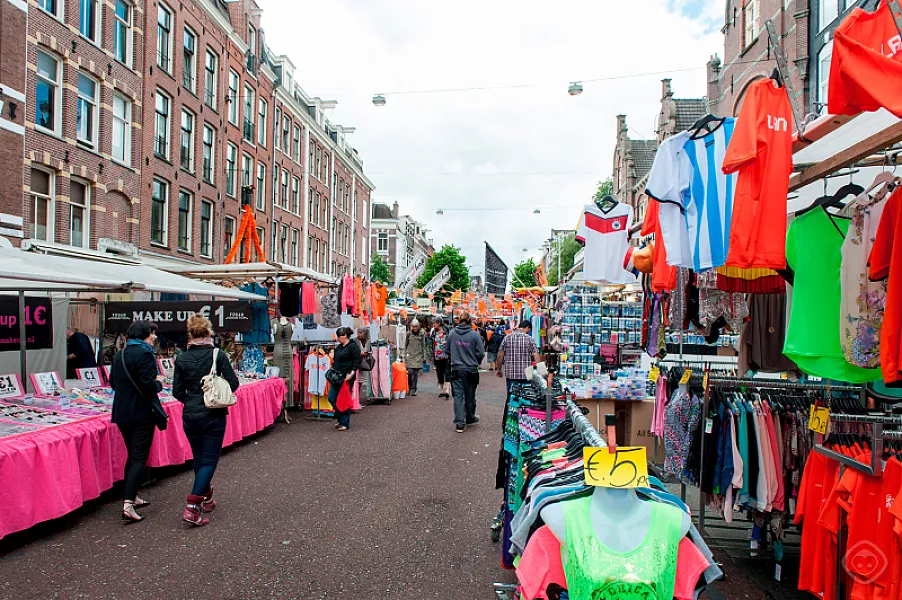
[133,497,150,509]
[122,501,144,522]
[337,426,349,431]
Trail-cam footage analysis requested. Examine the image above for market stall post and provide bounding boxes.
[18,291,26,388]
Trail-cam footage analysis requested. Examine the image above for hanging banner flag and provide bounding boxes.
[536,262,548,288]
[484,242,509,296]
[397,255,427,295]
[422,265,452,296]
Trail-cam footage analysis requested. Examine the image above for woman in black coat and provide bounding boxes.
[110,320,164,522]
[328,327,361,431]
[172,315,240,527]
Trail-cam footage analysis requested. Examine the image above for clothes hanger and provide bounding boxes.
[689,113,727,138]
[594,194,619,212]
[797,181,865,216]
[770,67,784,88]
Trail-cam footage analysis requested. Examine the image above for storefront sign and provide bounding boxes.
[30,371,62,395]
[76,367,103,388]
[0,374,25,399]
[0,297,53,352]
[104,301,253,333]
[583,446,649,489]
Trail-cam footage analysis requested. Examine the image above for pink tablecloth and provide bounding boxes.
[0,377,285,539]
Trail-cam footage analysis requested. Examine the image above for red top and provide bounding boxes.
[869,188,902,384]
[640,201,677,292]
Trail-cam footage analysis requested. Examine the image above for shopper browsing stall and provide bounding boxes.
[405,319,427,396]
[172,315,240,527]
[448,312,485,433]
[329,327,362,431]
[497,320,541,394]
[428,317,452,399]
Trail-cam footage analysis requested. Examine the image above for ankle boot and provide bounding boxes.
[182,495,209,527]
[201,487,216,513]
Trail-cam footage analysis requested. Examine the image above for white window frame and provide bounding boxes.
[79,0,100,45]
[282,116,290,151]
[224,215,236,259]
[742,0,758,48]
[154,90,171,159]
[225,143,237,197]
[243,84,254,142]
[30,167,55,242]
[292,177,300,215]
[818,41,833,107]
[182,27,197,93]
[151,178,169,246]
[293,125,301,163]
[291,228,299,266]
[69,179,91,249]
[200,199,214,258]
[202,124,215,184]
[39,0,62,19]
[204,49,218,108]
[273,108,281,150]
[112,94,132,165]
[180,109,195,172]
[113,0,133,67]
[377,232,388,254]
[281,170,289,210]
[256,163,266,211]
[257,98,267,147]
[157,3,173,74]
[241,153,252,188]
[280,223,288,264]
[820,0,838,32]
[35,51,62,136]
[177,189,193,252]
[256,226,265,256]
[76,72,99,150]
[228,70,239,125]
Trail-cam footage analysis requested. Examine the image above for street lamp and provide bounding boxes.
[568,82,584,96]
[436,209,444,215]
[372,94,386,107]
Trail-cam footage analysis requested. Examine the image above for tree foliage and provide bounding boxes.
[547,233,582,286]
[511,258,538,290]
[369,254,392,284]
[593,178,614,203]
[416,244,470,297]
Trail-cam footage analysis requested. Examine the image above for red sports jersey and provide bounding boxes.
[829,1,902,118]
[869,188,902,385]
[640,201,677,292]
[722,79,794,270]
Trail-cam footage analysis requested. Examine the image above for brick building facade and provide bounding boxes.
[5,0,373,280]
[369,201,432,289]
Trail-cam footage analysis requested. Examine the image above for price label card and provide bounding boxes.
[77,367,102,388]
[809,405,830,435]
[30,371,62,395]
[265,366,280,378]
[583,447,650,489]
[157,358,175,378]
[648,365,660,382]
[703,372,709,391]
[679,369,692,385]
[0,374,25,399]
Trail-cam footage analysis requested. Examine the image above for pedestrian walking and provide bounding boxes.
[110,320,166,522]
[405,319,427,396]
[497,320,541,395]
[448,312,485,433]
[428,317,452,399]
[172,315,240,527]
[485,322,503,370]
[328,327,362,431]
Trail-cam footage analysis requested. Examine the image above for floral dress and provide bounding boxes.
[840,193,888,368]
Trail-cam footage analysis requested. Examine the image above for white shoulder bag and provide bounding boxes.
[202,348,237,409]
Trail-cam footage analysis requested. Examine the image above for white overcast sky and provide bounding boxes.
[258,0,723,275]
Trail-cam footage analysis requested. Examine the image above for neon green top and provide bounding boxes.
[561,496,682,600]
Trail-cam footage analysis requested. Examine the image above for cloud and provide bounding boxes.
[258,0,724,273]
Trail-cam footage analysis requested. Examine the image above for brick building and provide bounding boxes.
[370,201,433,288]
[5,0,374,281]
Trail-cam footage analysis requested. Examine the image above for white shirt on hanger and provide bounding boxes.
[575,202,635,284]
[305,353,330,396]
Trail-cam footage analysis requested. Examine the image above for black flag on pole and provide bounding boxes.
[484,242,508,295]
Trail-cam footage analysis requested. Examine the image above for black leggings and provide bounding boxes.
[118,421,156,501]
[434,359,451,384]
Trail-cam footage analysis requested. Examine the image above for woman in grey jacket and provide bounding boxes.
[404,319,427,396]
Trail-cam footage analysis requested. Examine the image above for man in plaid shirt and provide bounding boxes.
[497,321,541,394]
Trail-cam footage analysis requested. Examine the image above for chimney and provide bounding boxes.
[616,114,627,143]
[661,78,673,100]
[392,201,399,219]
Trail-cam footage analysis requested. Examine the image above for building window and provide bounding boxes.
[315,192,320,226]
[291,228,299,266]
[274,108,281,150]
[314,238,320,271]
[247,25,257,56]
[309,144,315,178]
[177,190,192,251]
[225,143,237,196]
[308,188,313,221]
[315,147,321,180]
[272,165,280,208]
[79,0,99,44]
[281,170,289,209]
[817,40,834,106]
[742,0,758,48]
[70,180,90,249]
[228,70,239,125]
[202,124,215,183]
[200,200,213,258]
[257,98,267,146]
[35,51,61,134]
[76,73,98,150]
[292,177,300,215]
[154,91,170,159]
[377,233,388,253]
[256,163,266,211]
[157,3,173,73]
[280,224,288,263]
[112,95,132,164]
[151,179,168,245]
[256,226,265,256]
[242,153,252,187]
[224,215,236,259]
[30,168,54,241]
[293,126,301,162]
[204,50,218,108]
[180,109,195,171]
[820,0,838,31]
[243,85,254,142]
[39,0,60,18]
[182,28,196,92]
[114,0,133,66]
[282,116,290,151]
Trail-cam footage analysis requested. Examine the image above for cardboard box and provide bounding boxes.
[575,397,630,447]
[623,398,665,465]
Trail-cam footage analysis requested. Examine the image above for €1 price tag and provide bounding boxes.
[808,405,830,435]
[679,369,692,385]
[648,365,660,382]
[583,447,649,489]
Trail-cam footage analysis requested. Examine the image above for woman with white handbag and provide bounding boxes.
[172,315,240,527]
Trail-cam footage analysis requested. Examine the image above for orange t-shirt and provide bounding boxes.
[372,283,388,318]
[722,78,794,270]
[641,200,677,292]
[829,2,902,119]
[869,188,902,384]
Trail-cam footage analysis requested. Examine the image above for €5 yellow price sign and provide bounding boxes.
[648,365,660,382]
[679,369,692,384]
[583,447,650,489]
[808,405,830,435]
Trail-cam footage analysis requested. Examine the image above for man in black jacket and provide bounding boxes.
[448,312,485,433]
[110,320,163,522]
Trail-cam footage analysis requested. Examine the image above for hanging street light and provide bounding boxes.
[533,208,541,214]
[372,94,387,107]
[568,82,584,96]
[436,209,444,215]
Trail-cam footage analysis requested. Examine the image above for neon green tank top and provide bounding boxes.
[561,495,682,600]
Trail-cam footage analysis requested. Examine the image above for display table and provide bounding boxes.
[0,377,286,539]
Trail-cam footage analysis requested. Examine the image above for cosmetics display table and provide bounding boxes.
[0,376,286,539]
